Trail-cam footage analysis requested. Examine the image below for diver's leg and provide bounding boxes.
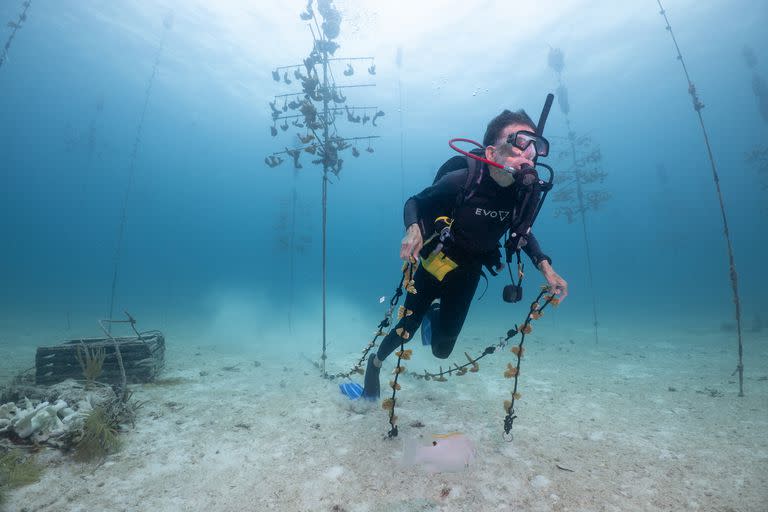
[377,264,439,359]
[362,265,438,399]
[430,268,480,359]
[361,353,382,400]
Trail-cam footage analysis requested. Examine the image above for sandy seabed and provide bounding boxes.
[4,325,767,512]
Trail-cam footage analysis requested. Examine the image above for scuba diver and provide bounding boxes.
[361,108,568,400]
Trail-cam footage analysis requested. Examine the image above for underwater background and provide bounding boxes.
[0,0,768,510]
[0,1,767,510]
[2,0,767,354]
[1,0,767,350]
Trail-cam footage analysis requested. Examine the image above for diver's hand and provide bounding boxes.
[400,224,423,263]
[539,260,568,302]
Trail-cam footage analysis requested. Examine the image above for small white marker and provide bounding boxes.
[379,296,386,303]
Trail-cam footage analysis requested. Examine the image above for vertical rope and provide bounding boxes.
[398,77,405,203]
[657,0,744,396]
[320,36,330,374]
[98,319,128,403]
[0,0,32,71]
[566,123,599,344]
[288,172,298,335]
[108,17,171,328]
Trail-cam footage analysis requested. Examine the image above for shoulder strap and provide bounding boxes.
[464,154,483,199]
[451,155,483,216]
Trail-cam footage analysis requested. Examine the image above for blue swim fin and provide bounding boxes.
[339,381,363,400]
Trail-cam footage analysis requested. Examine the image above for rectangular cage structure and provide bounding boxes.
[35,333,165,386]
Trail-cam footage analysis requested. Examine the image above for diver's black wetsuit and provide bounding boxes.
[404,155,550,269]
[367,156,550,390]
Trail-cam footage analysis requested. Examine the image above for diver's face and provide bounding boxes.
[485,123,537,187]
[489,123,537,169]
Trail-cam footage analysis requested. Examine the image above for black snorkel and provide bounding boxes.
[537,94,554,141]
[502,93,556,303]
[527,93,555,225]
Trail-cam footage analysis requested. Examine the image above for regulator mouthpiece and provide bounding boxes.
[503,164,538,186]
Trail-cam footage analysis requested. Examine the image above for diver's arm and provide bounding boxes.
[538,259,554,274]
[403,198,421,233]
[401,173,464,262]
[538,259,568,301]
[524,233,568,301]
[400,223,423,262]
[401,157,467,261]
[403,168,468,233]
[521,232,551,268]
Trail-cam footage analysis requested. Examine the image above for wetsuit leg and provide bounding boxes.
[430,267,480,359]
[362,265,439,399]
[376,264,439,361]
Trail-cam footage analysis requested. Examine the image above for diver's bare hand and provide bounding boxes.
[539,260,568,302]
[400,224,423,263]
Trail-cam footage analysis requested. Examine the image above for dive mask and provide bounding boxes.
[506,130,550,158]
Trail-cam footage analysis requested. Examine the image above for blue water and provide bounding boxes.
[1,0,766,353]
[2,2,768,511]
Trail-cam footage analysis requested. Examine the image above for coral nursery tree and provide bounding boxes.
[547,47,610,344]
[264,0,382,372]
[742,46,768,202]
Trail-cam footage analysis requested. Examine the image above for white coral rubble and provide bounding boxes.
[0,397,81,442]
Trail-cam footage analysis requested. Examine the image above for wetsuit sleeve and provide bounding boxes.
[522,232,552,268]
[403,198,420,229]
[403,157,468,232]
